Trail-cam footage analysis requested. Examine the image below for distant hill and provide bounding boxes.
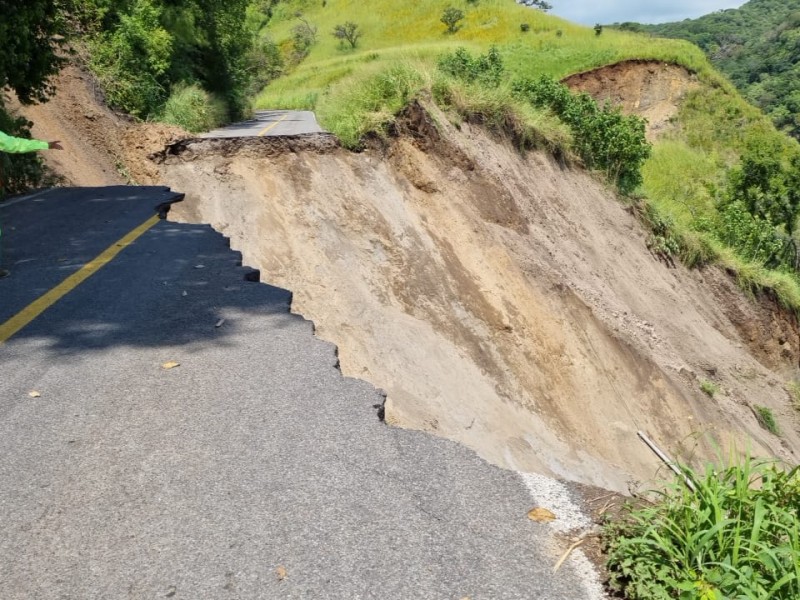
[621,0,800,139]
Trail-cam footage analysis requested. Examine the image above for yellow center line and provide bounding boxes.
[0,214,161,344]
[257,112,291,136]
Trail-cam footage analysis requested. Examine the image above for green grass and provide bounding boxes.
[605,456,800,600]
[255,0,716,118]
[161,83,228,133]
[253,0,800,313]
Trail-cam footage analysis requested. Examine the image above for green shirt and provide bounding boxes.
[0,130,48,153]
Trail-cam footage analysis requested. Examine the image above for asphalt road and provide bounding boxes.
[0,187,600,599]
[202,110,324,138]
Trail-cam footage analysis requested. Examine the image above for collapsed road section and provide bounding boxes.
[0,185,603,598]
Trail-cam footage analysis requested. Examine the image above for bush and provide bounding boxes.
[512,75,651,194]
[520,23,530,32]
[605,458,800,600]
[754,405,780,435]
[700,379,719,397]
[161,83,228,133]
[89,0,172,118]
[292,15,318,61]
[332,21,361,49]
[438,47,504,87]
[247,36,285,96]
[713,200,794,269]
[440,7,464,34]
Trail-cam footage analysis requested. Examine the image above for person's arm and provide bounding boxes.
[0,130,51,154]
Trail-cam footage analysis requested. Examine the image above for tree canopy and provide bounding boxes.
[0,0,68,103]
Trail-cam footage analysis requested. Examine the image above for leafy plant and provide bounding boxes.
[246,36,285,96]
[700,379,719,397]
[161,83,228,132]
[605,457,800,600]
[440,6,465,34]
[292,14,318,60]
[512,75,651,194]
[754,405,780,435]
[332,21,361,49]
[438,47,505,87]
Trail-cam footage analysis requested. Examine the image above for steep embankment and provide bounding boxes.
[154,107,799,491]
[21,61,800,491]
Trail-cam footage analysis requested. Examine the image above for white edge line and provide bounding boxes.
[0,188,56,209]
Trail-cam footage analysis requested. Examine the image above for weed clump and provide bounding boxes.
[605,458,800,600]
[161,83,228,133]
[754,405,780,435]
[699,379,719,397]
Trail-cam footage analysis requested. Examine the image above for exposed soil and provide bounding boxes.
[8,62,188,188]
[16,60,800,493]
[563,60,699,140]
[154,100,800,491]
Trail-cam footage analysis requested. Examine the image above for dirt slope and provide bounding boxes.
[9,63,186,188]
[153,103,799,491]
[563,60,699,140]
[18,61,800,491]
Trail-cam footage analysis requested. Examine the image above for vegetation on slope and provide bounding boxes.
[624,0,800,140]
[605,458,800,600]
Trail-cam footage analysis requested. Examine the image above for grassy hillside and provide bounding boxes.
[251,0,800,314]
[254,0,717,116]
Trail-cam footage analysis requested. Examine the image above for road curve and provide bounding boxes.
[0,187,602,599]
[202,110,324,138]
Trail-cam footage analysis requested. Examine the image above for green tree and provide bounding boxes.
[726,134,800,233]
[0,0,68,103]
[332,21,361,49]
[441,7,464,34]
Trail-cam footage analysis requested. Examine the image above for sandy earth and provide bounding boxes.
[563,60,699,140]
[15,60,800,492]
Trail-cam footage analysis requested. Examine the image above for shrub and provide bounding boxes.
[440,7,465,34]
[713,200,794,269]
[520,23,530,32]
[438,47,504,87]
[605,458,800,600]
[292,15,318,60]
[161,83,228,133]
[246,36,285,96]
[332,21,361,49]
[512,76,651,195]
[89,0,172,118]
[699,379,719,397]
[754,405,780,435]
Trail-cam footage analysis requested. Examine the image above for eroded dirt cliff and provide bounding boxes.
[18,60,800,491]
[149,101,800,490]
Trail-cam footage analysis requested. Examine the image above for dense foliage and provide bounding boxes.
[512,75,651,194]
[605,458,800,600]
[79,0,255,123]
[627,0,800,140]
